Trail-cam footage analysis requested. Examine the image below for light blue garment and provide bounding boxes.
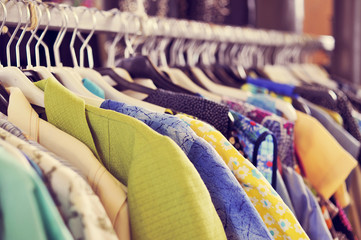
[275,170,295,214]
[282,165,332,240]
[26,156,45,180]
[0,146,73,240]
[82,78,105,99]
[101,99,273,240]
[247,94,279,115]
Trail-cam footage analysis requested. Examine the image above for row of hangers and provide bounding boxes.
[0,0,332,123]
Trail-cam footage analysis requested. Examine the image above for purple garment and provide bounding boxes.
[282,166,333,240]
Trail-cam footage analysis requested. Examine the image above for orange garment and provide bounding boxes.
[293,111,357,200]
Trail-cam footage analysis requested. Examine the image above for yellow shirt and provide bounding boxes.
[177,114,310,240]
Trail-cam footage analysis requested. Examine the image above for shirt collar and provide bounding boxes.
[35,78,100,160]
[7,87,39,142]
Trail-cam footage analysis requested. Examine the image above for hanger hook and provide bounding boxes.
[6,1,22,67]
[34,2,51,67]
[53,4,68,67]
[15,0,31,68]
[170,20,187,67]
[69,5,80,68]
[73,6,95,69]
[0,1,8,67]
[79,7,96,68]
[176,21,188,67]
[107,9,123,67]
[124,13,142,58]
[26,1,41,69]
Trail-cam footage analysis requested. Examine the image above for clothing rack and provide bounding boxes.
[0,1,334,51]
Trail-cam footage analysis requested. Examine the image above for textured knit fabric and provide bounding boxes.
[0,145,73,240]
[294,111,357,199]
[223,97,296,167]
[177,115,310,240]
[344,88,361,113]
[82,78,105,99]
[0,127,118,240]
[35,78,227,240]
[101,99,272,240]
[143,88,231,137]
[294,86,361,142]
[230,110,277,185]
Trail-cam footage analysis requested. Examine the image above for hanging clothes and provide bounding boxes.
[175,115,309,240]
[0,126,118,240]
[100,99,273,239]
[0,145,73,240]
[5,87,131,240]
[35,77,227,240]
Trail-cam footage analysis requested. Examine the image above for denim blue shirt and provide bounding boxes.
[101,100,273,240]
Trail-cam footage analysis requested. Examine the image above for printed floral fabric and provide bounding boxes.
[177,114,310,240]
[222,97,296,167]
[0,128,118,240]
[101,100,273,240]
[229,110,277,185]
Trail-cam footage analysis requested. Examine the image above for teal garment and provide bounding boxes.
[0,146,73,240]
[82,78,105,99]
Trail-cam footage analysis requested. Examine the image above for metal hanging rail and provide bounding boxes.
[0,0,334,51]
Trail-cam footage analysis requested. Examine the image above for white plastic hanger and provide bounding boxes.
[73,9,165,112]
[49,4,100,99]
[24,1,56,80]
[0,1,7,68]
[71,6,110,89]
[159,21,222,102]
[105,10,142,83]
[172,22,251,101]
[186,40,252,100]
[0,1,45,107]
